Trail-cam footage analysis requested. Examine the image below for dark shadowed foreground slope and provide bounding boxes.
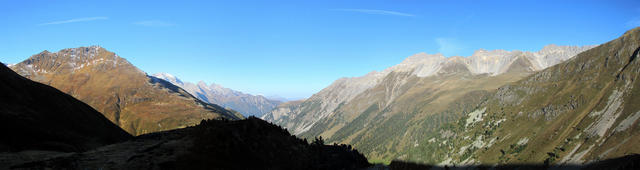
[8,117,370,170]
[0,63,132,152]
[388,154,640,170]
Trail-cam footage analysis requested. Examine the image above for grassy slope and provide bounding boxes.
[439,28,640,165]
[298,70,529,163]
[11,47,242,135]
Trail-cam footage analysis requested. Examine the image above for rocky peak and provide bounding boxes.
[11,46,137,77]
[384,45,594,77]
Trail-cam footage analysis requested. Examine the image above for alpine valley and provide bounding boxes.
[4,1,640,169]
[262,28,640,166]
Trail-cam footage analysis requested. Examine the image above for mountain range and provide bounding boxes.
[9,47,243,135]
[2,27,639,169]
[0,61,370,169]
[152,73,281,117]
[261,39,615,164]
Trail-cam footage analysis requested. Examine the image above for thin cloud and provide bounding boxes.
[435,38,465,57]
[332,8,415,17]
[38,17,108,26]
[133,20,174,27]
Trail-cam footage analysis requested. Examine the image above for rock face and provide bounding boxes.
[10,46,243,135]
[261,44,594,163]
[152,73,281,117]
[0,63,131,152]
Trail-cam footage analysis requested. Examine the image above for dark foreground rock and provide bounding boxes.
[5,117,371,170]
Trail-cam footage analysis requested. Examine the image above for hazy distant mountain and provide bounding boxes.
[10,46,242,135]
[262,43,596,163]
[152,73,281,117]
[266,95,296,102]
[0,63,131,152]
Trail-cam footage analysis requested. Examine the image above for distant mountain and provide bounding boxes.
[261,44,595,163]
[10,46,243,135]
[266,95,295,102]
[152,73,281,117]
[0,63,131,152]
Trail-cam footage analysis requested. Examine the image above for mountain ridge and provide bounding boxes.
[263,44,595,136]
[10,46,243,135]
[152,72,282,117]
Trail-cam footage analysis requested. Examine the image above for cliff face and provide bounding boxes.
[10,46,242,135]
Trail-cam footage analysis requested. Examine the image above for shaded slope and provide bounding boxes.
[9,117,370,170]
[0,63,132,152]
[10,46,242,135]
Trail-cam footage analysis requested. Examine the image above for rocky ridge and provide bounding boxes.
[263,44,594,136]
[152,73,281,117]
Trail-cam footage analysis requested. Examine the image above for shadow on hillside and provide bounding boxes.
[387,154,640,170]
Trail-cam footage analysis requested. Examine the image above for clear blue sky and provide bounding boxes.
[1,0,639,99]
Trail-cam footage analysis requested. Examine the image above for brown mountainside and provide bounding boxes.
[10,46,243,135]
[0,63,131,152]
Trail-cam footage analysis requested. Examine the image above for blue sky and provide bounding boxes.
[1,0,639,99]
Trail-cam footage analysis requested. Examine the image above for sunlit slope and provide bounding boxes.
[10,46,243,135]
[424,27,640,165]
[263,44,592,163]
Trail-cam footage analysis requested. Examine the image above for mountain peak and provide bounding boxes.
[152,74,283,117]
[13,46,139,76]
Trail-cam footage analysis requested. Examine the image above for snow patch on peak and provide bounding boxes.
[380,44,595,78]
[154,72,176,79]
[152,73,184,86]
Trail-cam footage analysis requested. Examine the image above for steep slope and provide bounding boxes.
[262,44,593,163]
[0,63,131,152]
[5,117,371,169]
[10,46,243,135]
[423,27,640,166]
[152,73,281,117]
